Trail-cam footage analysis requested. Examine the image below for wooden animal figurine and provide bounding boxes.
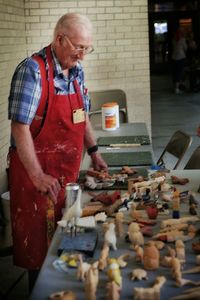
[116,253,130,268]
[130,202,141,220]
[58,188,82,234]
[160,256,173,267]
[175,240,186,263]
[171,175,189,185]
[130,268,148,281]
[49,290,76,300]
[143,241,159,270]
[170,286,200,300]
[85,262,99,300]
[104,222,117,250]
[152,241,165,250]
[115,212,124,238]
[98,242,110,271]
[167,245,176,258]
[134,245,144,262]
[171,256,182,284]
[106,281,121,300]
[77,254,91,281]
[182,265,200,275]
[128,222,144,249]
[160,216,199,229]
[133,276,166,300]
[107,258,122,288]
[121,166,136,175]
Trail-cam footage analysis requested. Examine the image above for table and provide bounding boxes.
[30,170,200,300]
[81,123,155,169]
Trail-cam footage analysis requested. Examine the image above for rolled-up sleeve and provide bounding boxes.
[8,58,42,125]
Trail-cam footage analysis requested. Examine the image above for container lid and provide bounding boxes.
[102,102,118,107]
[65,183,79,190]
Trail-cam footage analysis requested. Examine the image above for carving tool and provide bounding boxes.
[109,143,141,147]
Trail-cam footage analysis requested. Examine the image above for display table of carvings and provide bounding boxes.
[30,170,200,300]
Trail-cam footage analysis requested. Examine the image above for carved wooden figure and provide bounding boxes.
[77,254,91,281]
[116,253,130,268]
[130,268,148,281]
[115,212,124,238]
[170,286,200,300]
[98,242,109,271]
[171,256,182,284]
[128,222,144,249]
[49,291,76,300]
[59,188,82,234]
[134,245,144,262]
[130,202,141,220]
[143,241,159,270]
[107,258,122,288]
[133,276,166,300]
[85,262,99,300]
[104,222,117,250]
[106,281,121,300]
[175,240,186,263]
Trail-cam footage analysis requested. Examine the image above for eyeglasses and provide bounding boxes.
[63,34,94,55]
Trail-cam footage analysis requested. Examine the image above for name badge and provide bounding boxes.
[73,108,85,124]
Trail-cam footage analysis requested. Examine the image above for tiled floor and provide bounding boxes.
[0,74,200,299]
[151,74,200,168]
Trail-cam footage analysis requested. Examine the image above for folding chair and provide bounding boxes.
[184,146,200,169]
[156,130,192,170]
[89,89,128,127]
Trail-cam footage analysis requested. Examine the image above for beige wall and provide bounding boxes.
[0,0,26,193]
[0,0,151,194]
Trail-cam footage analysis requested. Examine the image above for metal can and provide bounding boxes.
[65,183,80,210]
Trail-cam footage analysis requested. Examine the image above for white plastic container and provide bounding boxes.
[102,102,119,131]
[1,191,10,222]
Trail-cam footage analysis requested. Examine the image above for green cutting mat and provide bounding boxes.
[79,168,148,190]
[102,151,153,166]
[97,135,150,146]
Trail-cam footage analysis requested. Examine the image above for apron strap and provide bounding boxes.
[30,55,48,138]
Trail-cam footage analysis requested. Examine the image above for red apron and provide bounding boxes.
[9,45,85,269]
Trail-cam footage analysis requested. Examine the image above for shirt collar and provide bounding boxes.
[51,47,80,81]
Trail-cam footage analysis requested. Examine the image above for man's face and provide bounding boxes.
[55,29,93,70]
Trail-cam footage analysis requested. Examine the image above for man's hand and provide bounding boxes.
[90,151,108,171]
[32,172,61,203]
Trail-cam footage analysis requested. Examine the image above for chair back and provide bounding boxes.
[156,130,192,169]
[89,89,128,127]
[184,146,200,169]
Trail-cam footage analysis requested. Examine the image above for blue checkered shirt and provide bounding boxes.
[8,47,90,125]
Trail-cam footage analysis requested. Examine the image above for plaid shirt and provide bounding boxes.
[8,47,90,125]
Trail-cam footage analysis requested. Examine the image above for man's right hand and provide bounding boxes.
[32,172,61,203]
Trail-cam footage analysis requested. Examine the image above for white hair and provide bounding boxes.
[53,12,93,40]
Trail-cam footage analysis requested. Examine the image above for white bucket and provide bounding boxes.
[102,102,119,131]
[1,191,10,222]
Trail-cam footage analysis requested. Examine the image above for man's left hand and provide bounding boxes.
[90,152,108,171]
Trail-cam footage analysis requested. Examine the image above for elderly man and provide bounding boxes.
[8,12,107,290]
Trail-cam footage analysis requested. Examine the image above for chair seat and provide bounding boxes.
[184,146,200,169]
[156,130,192,169]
